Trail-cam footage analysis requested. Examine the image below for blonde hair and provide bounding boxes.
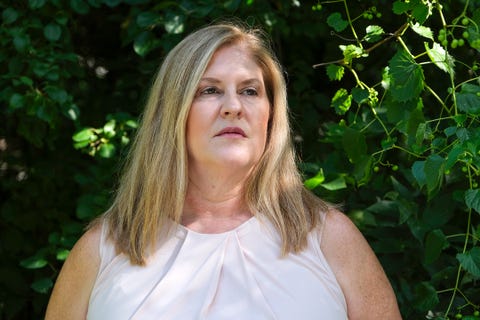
[102,21,327,265]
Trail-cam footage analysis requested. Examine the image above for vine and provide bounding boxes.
[307,0,480,318]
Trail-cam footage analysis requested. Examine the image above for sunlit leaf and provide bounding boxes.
[72,128,96,143]
[98,143,116,158]
[340,44,365,65]
[133,31,156,57]
[56,249,70,261]
[331,88,352,115]
[424,42,455,75]
[164,14,184,34]
[457,247,480,279]
[364,25,384,43]
[326,64,344,81]
[304,168,325,190]
[20,255,47,269]
[411,23,433,40]
[320,176,347,191]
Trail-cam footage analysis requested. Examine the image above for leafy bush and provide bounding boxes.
[0,0,478,319]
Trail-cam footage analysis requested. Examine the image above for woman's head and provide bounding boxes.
[150,22,289,173]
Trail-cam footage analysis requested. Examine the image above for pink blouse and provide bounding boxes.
[87,216,347,319]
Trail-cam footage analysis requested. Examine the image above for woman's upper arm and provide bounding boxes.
[45,223,102,320]
[321,209,402,320]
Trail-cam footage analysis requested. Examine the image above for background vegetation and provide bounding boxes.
[1,0,479,319]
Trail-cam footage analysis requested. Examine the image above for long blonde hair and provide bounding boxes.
[103,21,327,265]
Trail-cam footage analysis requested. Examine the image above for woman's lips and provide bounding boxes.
[215,127,246,137]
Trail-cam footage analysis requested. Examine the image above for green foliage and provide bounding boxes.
[309,0,480,318]
[1,0,479,319]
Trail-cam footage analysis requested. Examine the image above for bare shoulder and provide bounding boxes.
[320,208,402,320]
[45,222,103,320]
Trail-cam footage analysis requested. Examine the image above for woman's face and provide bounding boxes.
[186,43,270,174]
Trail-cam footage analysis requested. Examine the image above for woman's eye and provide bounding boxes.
[243,88,258,96]
[200,87,218,95]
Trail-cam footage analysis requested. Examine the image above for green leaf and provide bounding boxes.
[412,1,431,24]
[98,143,116,158]
[224,0,241,11]
[424,42,455,75]
[388,49,425,102]
[393,1,410,14]
[136,11,162,28]
[133,31,156,57]
[326,64,344,81]
[70,0,90,14]
[31,278,53,294]
[56,249,70,261]
[104,0,122,7]
[342,127,367,163]
[457,247,480,279]
[412,161,426,188]
[457,84,480,115]
[13,34,30,53]
[340,44,365,65]
[445,143,463,170]
[411,23,433,40]
[29,0,46,9]
[351,87,369,105]
[304,168,325,190]
[103,120,116,138]
[424,154,445,197]
[164,14,184,34]
[72,128,95,143]
[44,23,62,41]
[331,88,352,115]
[45,86,68,103]
[9,93,25,110]
[414,282,439,311]
[2,8,19,24]
[20,255,47,269]
[364,25,384,43]
[327,12,348,32]
[424,229,448,264]
[465,189,480,214]
[320,176,347,191]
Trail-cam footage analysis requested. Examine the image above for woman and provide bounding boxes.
[45,22,402,319]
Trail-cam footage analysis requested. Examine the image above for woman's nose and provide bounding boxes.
[220,91,242,118]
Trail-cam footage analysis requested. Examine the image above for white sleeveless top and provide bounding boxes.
[87,216,348,319]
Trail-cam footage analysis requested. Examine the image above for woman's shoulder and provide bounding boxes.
[320,208,402,319]
[45,221,103,319]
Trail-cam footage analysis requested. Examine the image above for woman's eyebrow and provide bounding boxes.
[198,77,263,86]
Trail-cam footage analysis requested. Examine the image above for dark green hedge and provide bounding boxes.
[1,0,479,319]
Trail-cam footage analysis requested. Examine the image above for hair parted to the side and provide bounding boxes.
[100,21,328,265]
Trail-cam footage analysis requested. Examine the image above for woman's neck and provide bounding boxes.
[182,169,253,233]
